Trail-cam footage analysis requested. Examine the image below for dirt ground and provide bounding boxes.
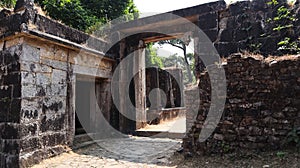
[169,149,300,168]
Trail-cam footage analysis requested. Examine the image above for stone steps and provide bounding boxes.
[136,131,185,139]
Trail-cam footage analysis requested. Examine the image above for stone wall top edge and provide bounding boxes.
[0,11,111,55]
[19,32,115,62]
[112,1,227,32]
[226,53,300,63]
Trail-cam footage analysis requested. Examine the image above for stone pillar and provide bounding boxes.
[118,39,128,133]
[134,40,147,129]
[193,36,205,79]
[148,67,161,110]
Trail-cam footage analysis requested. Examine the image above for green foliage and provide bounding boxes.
[157,38,194,84]
[0,0,16,8]
[145,43,164,68]
[284,128,300,151]
[278,37,300,52]
[145,43,196,85]
[35,0,139,32]
[36,0,97,31]
[162,53,184,68]
[276,151,286,158]
[221,142,231,153]
[265,0,299,54]
[81,0,138,23]
[162,53,196,85]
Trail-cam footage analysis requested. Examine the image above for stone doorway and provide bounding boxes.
[74,74,112,139]
[75,75,98,135]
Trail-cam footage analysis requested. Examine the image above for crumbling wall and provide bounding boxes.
[183,54,300,155]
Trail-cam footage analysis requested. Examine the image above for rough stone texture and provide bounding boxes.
[0,33,114,167]
[183,54,300,155]
[200,0,300,57]
[18,37,114,167]
[146,67,184,109]
[0,42,22,168]
[0,0,299,167]
[32,137,181,168]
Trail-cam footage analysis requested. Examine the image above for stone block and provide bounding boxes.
[21,61,52,73]
[42,96,66,114]
[20,44,40,63]
[36,85,46,97]
[215,42,238,57]
[40,58,68,71]
[203,29,218,42]
[39,44,69,62]
[220,29,234,42]
[20,123,38,138]
[0,100,10,122]
[73,64,112,79]
[21,98,42,123]
[52,69,67,85]
[198,12,218,30]
[21,84,37,98]
[229,1,251,16]
[20,137,41,153]
[2,140,20,155]
[40,114,65,132]
[21,71,36,84]
[5,37,24,49]
[7,98,21,123]
[36,73,51,85]
[46,84,67,96]
[5,154,19,168]
[0,124,19,139]
[0,85,12,99]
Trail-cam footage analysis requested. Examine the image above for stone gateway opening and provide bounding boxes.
[75,75,112,136]
[0,0,299,167]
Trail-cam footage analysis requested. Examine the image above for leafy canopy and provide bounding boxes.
[0,0,16,8]
[3,0,139,32]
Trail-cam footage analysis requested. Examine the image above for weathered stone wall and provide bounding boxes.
[17,37,113,167]
[0,33,114,167]
[18,38,70,167]
[183,54,300,155]
[0,40,22,167]
[198,0,300,57]
[146,67,184,109]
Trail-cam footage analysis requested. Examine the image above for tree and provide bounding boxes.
[162,53,195,85]
[34,0,139,32]
[0,0,16,8]
[145,43,164,68]
[35,0,97,31]
[158,39,194,83]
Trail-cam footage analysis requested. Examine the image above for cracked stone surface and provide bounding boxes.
[32,136,181,168]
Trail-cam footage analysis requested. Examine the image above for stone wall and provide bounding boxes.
[146,67,184,109]
[18,38,70,167]
[0,33,114,167]
[0,41,22,167]
[18,37,113,167]
[183,54,300,155]
[197,0,300,57]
